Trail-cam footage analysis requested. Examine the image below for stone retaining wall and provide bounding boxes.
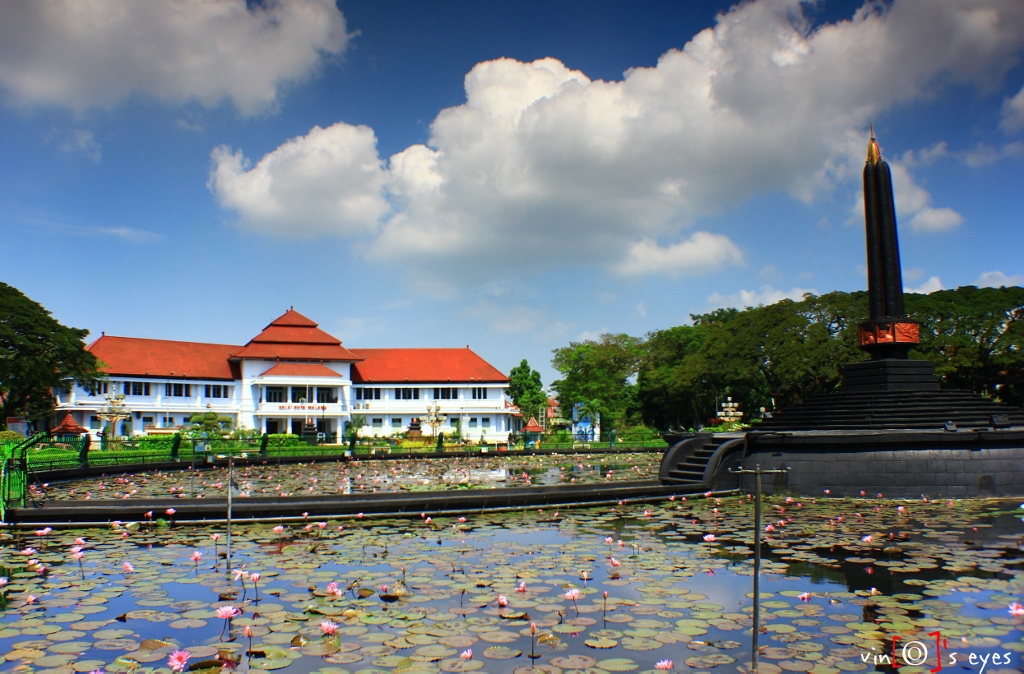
[714,444,1024,497]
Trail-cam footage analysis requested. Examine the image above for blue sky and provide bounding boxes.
[2,0,1023,386]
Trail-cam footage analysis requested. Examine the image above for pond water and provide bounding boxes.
[35,454,660,501]
[1,495,1022,674]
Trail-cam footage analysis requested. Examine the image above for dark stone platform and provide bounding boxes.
[4,479,693,527]
[711,430,1024,498]
[755,388,1024,432]
[839,358,939,392]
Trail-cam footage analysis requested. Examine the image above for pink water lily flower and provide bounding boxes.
[123,561,134,573]
[703,534,716,542]
[320,619,339,635]
[168,649,190,672]
[609,557,621,567]
[515,582,526,593]
[497,594,508,607]
[215,605,239,619]
[655,659,672,670]
[1009,602,1024,617]
[798,592,811,602]
[564,588,580,600]
[460,649,472,660]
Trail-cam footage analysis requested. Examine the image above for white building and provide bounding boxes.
[55,309,517,443]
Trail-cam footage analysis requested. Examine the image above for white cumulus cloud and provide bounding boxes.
[976,270,1024,287]
[615,233,744,278]
[905,276,943,294]
[0,0,349,114]
[208,122,389,237]
[706,285,816,310]
[208,0,1024,277]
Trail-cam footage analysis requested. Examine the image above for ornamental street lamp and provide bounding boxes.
[425,402,446,438]
[97,392,130,448]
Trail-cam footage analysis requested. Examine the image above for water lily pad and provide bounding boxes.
[438,657,485,671]
[584,637,618,649]
[482,646,521,659]
[596,657,638,671]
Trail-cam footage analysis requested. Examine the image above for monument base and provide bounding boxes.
[839,358,940,393]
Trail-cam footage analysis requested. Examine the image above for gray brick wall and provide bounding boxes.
[716,446,1024,497]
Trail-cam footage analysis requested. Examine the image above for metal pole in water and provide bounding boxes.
[729,463,788,674]
[226,453,233,573]
[752,465,762,673]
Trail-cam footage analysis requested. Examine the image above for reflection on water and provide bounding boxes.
[0,496,1021,674]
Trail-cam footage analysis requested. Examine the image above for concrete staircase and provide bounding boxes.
[659,434,744,488]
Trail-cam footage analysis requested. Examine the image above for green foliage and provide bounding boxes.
[187,411,233,436]
[557,286,1024,431]
[907,286,1024,405]
[551,334,644,433]
[0,429,26,441]
[506,359,547,421]
[0,283,102,427]
[348,415,367,438]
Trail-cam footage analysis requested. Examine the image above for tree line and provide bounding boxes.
[548,286,1024,432]
[4,282,1022,437]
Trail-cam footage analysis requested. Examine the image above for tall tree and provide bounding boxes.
[506,359,546,421]
[551,334,643,432]
[907,285,1024,405]
[0,283,101,429]
[637,325,710,430]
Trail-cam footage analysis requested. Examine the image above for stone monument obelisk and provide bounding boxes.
[840,130,939,392]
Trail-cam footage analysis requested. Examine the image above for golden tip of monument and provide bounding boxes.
[867,125,880,165]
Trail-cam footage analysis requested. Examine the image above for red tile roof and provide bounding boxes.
[350,348,508,383]
[88,336,240,380]
[522,416,544,433]
[52,413,88,435]
[260,363,344,378]
[232,308,360,361]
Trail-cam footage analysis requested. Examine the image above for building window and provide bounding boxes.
[165,383,192,397]
[391,418,403,429]
[469,417,478,428]
[472,387,488,399]
[316,387,337,403]
[372,418,383,429]
[205,385,232,399]
[396,387,419,400]
[163,416,174,426]
[89,416,100,429]
[291,387,311,403]
[265,386,286,403]
[433,387,455,400]
[482,417,491,428]
[124,382,150,396]
[355,387,380,400]
[88,382,109,396]
[142,416,154,425]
